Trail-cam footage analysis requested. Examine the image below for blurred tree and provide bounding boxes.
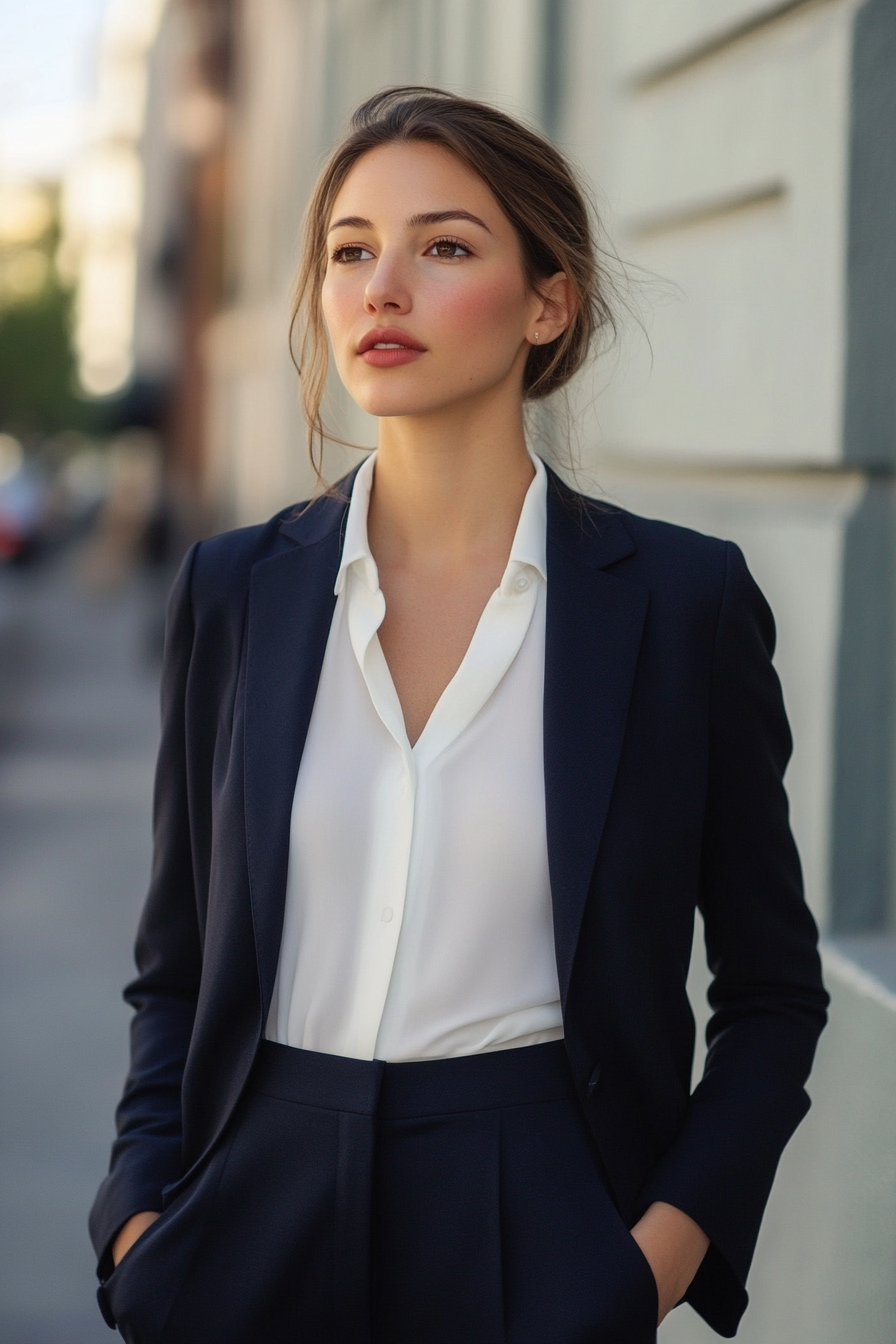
[0,186,101,437]
[0,284,101,435]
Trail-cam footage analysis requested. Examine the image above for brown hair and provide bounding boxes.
[291,85,616,482]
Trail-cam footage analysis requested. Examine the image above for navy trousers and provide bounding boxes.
[100,1041,658,1343]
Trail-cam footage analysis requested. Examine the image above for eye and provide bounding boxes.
[425,236,472,260]
[331,243,374,264]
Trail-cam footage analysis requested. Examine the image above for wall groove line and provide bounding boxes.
[628,0,842,91]
[624,179,787,238]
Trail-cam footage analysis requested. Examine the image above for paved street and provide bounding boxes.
[0,549,163,1343]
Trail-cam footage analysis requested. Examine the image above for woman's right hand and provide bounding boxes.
[112,1210,161,1266]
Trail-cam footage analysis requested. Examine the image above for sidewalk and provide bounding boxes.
[0,551,161,1344]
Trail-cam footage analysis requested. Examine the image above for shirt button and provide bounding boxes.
[514,574,530,592]
[381,907,394,923]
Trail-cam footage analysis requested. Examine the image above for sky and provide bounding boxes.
[0,0,108,179]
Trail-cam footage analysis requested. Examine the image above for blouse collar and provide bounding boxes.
[334,450,548,598]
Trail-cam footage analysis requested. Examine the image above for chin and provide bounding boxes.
[358,395,451,418]
[349,376,503,421]
[349,387,452,420]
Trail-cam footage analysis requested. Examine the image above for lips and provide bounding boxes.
[357,327,427,355]
[358,327,427,370]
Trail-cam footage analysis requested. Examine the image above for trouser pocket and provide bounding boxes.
[106,1042,383,1344]
[101,1134,234,1344]
[496,1096,658,1344]
[139,1090,345,1344]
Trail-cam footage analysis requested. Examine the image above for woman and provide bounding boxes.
[91,87,828,1344]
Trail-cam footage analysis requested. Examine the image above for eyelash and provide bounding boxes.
[330,244,372,265]
[427,235,472,259]
[329,236,473,264]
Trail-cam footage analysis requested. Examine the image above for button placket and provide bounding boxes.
[340,745,416,1059]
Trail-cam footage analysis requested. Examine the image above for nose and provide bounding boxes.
[364,251,411,316]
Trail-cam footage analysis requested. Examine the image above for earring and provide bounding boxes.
[534,331,540,344]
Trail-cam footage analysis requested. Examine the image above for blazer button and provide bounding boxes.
[586,1064,601,1096]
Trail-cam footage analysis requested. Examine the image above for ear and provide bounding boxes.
[527,272,573,346]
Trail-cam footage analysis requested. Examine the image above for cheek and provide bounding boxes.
[434,274,528,344]
[320,274,356,344]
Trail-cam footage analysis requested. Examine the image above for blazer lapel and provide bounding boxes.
[544,477,649,1006]
[244,492,350,1014]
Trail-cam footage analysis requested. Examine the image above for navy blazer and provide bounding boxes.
[90,468,828,1337]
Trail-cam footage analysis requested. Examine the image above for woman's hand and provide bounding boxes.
[111,1210,161,1267]
[630,1201,710,1325]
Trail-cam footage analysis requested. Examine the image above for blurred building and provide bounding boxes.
[62,0,234,524]
[98,2,896,1339]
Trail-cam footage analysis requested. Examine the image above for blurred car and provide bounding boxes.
[0,434,45,562]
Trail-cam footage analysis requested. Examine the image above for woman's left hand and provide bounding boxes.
[630,1201,710,1325]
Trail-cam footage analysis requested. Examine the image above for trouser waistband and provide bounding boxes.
[251,1038,574,1118]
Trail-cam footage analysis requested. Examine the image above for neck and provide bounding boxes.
[367,390,535,572]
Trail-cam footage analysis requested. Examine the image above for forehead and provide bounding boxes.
[329,141,509,231]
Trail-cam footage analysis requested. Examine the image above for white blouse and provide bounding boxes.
[265,452,563,1062]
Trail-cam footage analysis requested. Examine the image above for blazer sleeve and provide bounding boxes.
[88,543,204,1277]
[638,541,829,1336]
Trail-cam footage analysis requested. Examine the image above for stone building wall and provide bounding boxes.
[185,5,896,1337]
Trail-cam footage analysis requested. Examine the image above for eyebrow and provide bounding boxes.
[408,210,492,233]
[327,209,492,234]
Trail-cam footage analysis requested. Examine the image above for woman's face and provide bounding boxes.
[321,141,557,420]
